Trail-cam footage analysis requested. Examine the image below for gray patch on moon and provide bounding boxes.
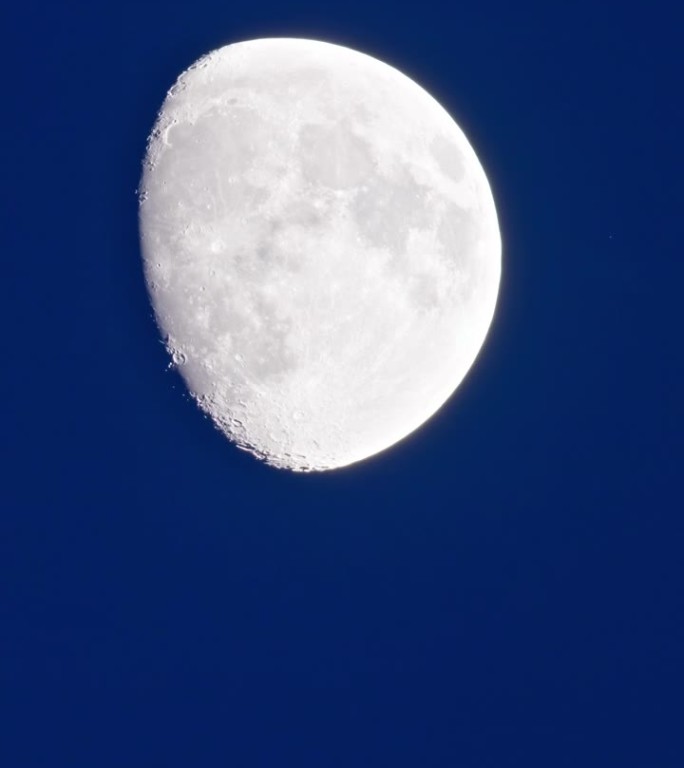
[166,106,262,180]
[352,169,429,252]
[431,134,466,183]
[408,272,442,311]
[437,203,483,301]
[299,123,373,189]
[438,203,479,257]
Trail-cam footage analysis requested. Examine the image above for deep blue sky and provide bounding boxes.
[3,1,682,765]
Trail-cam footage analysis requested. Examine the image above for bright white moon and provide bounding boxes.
[139,38,501,472]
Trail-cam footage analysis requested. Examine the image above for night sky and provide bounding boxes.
[4,1,682,766]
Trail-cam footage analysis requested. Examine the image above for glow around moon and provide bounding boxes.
[139,38,501,472]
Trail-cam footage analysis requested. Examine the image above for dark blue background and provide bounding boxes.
[3,1,682,765]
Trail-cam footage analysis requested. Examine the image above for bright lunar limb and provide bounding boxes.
[139,38,501,472]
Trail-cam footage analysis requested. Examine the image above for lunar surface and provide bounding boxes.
[139,38,501,471]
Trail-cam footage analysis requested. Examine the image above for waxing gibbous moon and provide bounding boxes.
[139,38,501,472]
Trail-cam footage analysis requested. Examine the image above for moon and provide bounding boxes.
[139,38,501,472]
